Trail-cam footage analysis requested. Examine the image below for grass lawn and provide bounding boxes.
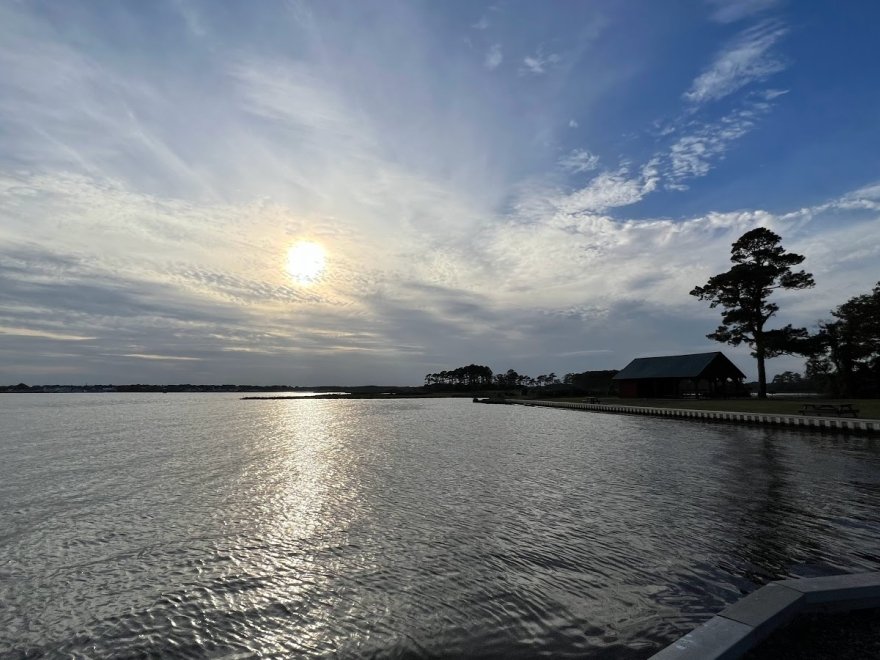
[545,396,880,419]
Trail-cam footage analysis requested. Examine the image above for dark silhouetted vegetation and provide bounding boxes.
[563,370,619,395]
[423,365,618,396]
[806,281,880,397]
[691,228,814,399]
[424,364,494,388]
[767,371,821,394]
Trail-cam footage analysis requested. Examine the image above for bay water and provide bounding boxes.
[2,394,879,658]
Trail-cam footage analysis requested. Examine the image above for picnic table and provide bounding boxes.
[799,403,860,418]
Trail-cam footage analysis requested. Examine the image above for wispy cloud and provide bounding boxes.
[3,166,878,383]
[484,44,503,70]
[666,100,770,184]
[684,20,788,104]
[0,1,876,385]
[231,59,359,137]
[520,49,561,76]
[472,16,490,30]
[559,148,600,174]
[669,113,753,184]
[113,353,204,361]
[762,88,789,100]
[707,0,781,24]
[171,0,208,37]
[555,166,657,215]
[0,326,96,341]
[841,182,880,204]
[496,181,880,337]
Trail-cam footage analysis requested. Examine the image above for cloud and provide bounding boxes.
[231,59,360,138]
[491,186,880,355]
[707,0,781,24]
[484,44,503,70]
[554,166,657,215]
[0,326,96,341]
[662,92,777,184]
[667,109,755,180]
[472,16,490,30]
[520,49,561,75]
[684,21,788,104]
[0,8,222,200]
[762,88,788,100]
[842,183,880,204]
[0,1,876,385]
[2,167,879,384]
[171,0,208,37]
[559,149,600,174]
[113,353,204,361]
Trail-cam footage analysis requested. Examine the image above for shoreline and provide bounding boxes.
[514,399,880,435]
[240,393,476,400]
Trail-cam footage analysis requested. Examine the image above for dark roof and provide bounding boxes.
[612,352,745,380]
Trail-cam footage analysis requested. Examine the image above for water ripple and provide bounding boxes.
[2,394,880,658]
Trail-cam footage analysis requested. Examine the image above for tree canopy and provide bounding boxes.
[424,364,493,388]
[806,281,880,397]
[690,228,814,398]
[424,365,576,392]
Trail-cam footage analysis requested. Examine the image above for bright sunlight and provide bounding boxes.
[285,241,326,285]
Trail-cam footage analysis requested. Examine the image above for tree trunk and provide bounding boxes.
[756,343,768,399]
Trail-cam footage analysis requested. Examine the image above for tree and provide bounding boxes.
[534,373,559,388]
[494,369,521,388]
[806,282,880,397]
[424,364,494,390]
[690,228,814,399]
[771,371,802,386]
[561,370,619,394]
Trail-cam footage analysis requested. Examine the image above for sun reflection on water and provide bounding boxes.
[240,399,373,654]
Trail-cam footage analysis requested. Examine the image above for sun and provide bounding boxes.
[285,241,326,285]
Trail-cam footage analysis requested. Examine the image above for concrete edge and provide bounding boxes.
[515,400,880,435]
[649,572,880,659]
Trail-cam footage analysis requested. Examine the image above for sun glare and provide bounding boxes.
[286,242,326,285]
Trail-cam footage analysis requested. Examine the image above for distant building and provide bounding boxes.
[612,352,747,398]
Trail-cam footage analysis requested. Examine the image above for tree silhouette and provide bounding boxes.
[806,281,880,397]
[690,228,814,399]
[424,364,493,389]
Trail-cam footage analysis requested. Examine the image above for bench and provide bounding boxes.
[585,397,601,404]
[799,403,860,418]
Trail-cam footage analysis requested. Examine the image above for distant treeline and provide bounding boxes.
[0,383,425,395]
[424,365,618,395]
[765,371,822,394]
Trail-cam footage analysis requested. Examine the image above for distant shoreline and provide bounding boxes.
[240,393,475,400]
[1,385,430,395]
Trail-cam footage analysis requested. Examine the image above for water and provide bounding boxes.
[2,394,879,658]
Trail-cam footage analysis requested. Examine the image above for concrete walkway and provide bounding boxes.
[649,572,880,659]
[514,400,880,435]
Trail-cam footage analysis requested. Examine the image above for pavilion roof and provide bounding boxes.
[612,352,745,380]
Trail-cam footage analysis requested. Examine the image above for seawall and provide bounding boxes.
[512,400,880,435]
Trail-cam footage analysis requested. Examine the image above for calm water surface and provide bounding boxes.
[2,394,880,658]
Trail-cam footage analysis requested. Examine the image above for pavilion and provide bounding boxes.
[612,352,747,398]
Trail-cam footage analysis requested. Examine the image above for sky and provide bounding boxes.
[1,0,879,386]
